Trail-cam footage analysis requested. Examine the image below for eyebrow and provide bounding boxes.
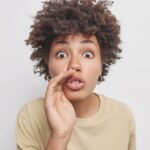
[80,40,97,46]
[52,39,98,47]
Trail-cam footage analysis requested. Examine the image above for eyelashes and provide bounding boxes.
[56,51,67,58]
[83,51,94,58]
[55,50,94,58]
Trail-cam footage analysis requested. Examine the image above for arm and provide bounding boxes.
[46,134,71,150]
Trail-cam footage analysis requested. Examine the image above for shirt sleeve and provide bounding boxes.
[128,110,136,150]
[16,104,40,150]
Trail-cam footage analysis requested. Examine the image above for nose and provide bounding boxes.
[68,56,81,72]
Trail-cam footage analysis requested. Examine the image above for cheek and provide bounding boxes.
[88,67,100,84]
[82,60,101,89]
[83,60,101,79]
[48,59,68,77]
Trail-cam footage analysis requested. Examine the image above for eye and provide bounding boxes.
[83,51,94,58]
[56,51,67,58]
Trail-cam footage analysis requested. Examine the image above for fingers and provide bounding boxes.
[46,69,76,95]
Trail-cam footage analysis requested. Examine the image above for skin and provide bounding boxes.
[45,32,102,149]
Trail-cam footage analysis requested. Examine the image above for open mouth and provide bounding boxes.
[65,77,85,91]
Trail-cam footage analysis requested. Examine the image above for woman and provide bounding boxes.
[16,0,136,149]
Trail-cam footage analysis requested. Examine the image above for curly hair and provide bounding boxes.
[26,0,122,82]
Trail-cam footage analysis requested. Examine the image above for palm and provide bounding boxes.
[46,90,76,133]
[45,70,76,137]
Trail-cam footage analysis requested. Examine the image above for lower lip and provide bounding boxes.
[65,81,85,91]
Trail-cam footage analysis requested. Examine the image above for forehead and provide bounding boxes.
[51,33,100,47]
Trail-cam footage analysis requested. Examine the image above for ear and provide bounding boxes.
[48,65,52,77]
[99,63,103,76]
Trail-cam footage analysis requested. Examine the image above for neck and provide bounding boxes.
[70,93,100,118]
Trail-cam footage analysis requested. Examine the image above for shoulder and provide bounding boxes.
[99,94,135,123]
[16,98,48,149]
[17,97,45,122]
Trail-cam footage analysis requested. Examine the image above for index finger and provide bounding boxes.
[47,69,75,94]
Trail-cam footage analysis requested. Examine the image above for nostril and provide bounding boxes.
[69,68,80,72]
[76,68,80,72]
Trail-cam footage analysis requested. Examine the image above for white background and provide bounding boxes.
[0,0,150,149]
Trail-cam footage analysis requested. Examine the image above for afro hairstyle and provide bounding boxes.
[26,0,122,82]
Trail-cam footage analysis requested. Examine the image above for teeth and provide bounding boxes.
[71,80,80,83]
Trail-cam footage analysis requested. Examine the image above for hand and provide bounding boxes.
[44,69,76,139]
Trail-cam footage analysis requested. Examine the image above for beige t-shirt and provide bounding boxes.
[16,93,136,150]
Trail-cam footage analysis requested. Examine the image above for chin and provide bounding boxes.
[63,87,90,101]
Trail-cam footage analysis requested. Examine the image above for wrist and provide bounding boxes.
[46,135,70,150]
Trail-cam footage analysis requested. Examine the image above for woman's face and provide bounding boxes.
[48,33,102,101]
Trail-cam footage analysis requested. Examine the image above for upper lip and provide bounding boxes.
[66,76,85,83]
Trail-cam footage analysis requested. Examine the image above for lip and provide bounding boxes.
[66,76,85,83]
[65,76,85,91]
